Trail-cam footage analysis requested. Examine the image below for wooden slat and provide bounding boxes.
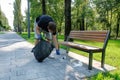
[70,31,107,34]
[69,31,108,42]
[60,42,103,52]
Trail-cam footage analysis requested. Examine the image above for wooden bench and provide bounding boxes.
[60,30,110,70]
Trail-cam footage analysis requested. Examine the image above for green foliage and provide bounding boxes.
[30,0,42,31]
[93,0,120,38]
[47,0,64,33]
[90,71,120,80]
[94,72,104,80]
[18,32,34,44]
[26,0,120,38]
[29,0,64,33]
[72,0,99,30]
[0,32,4,34]
[13,0,22,33]
[0,7,9,31]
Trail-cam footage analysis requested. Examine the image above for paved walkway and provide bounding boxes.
[0,32,115,80]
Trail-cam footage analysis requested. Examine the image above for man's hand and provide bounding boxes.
[56,49,60,55]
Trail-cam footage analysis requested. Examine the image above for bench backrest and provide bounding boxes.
[69,30,110,49]
[69,31,109,42]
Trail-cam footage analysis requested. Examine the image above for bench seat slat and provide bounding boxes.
[60,42,103,53]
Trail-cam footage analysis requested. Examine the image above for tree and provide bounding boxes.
[30,0,42,32]
[93,0,120,38]
[0,6,9,31]
[13,0,22,34]
[71,0,95,30]
[47,0,64,34]
[42,0,46,14]
[114,0,120,39]
[64,0,71,41]
[27,0,120,38]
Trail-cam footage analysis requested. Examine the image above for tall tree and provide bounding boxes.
[47,0,64,34]
[28,0,120,38]
[114,0,120,39]
[71,0,94,30]
[0,6,9,31]
[30,0,42,32]
[93,0,120,38]
[42,0,46,14]
[13,0,22,34]
[64,0,71,41]
[79,0,87,30]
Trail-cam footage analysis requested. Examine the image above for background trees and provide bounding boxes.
[11,0,120,38]
[93,0,120,39]
[13,0,22,34]
[0,6,10,31]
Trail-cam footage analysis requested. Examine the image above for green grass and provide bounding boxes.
[0,32,4,34]
[19,32,120,80]
[18,32,35,44]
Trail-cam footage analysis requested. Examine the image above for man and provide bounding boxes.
[34,15,60,56]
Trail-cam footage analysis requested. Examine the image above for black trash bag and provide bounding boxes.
[32,40,54,62]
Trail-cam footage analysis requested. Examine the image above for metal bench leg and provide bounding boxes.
[88,52,93,70]
[101,50,105,68]
[66,46,70,53]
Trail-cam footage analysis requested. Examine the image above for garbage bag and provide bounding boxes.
[32,40,54,62]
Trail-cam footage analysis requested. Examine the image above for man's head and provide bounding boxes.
[48,22,56,34]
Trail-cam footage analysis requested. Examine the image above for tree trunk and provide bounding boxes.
[80,18,85,30]
[116,21,119,39]
[42,0,46,14]
[64,0,71,41]
[80,5,85,31]
[115,12,120,39]
[116,18,120,39]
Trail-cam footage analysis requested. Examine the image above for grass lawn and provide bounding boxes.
[19,32,120,80]
[0,32,4,34]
